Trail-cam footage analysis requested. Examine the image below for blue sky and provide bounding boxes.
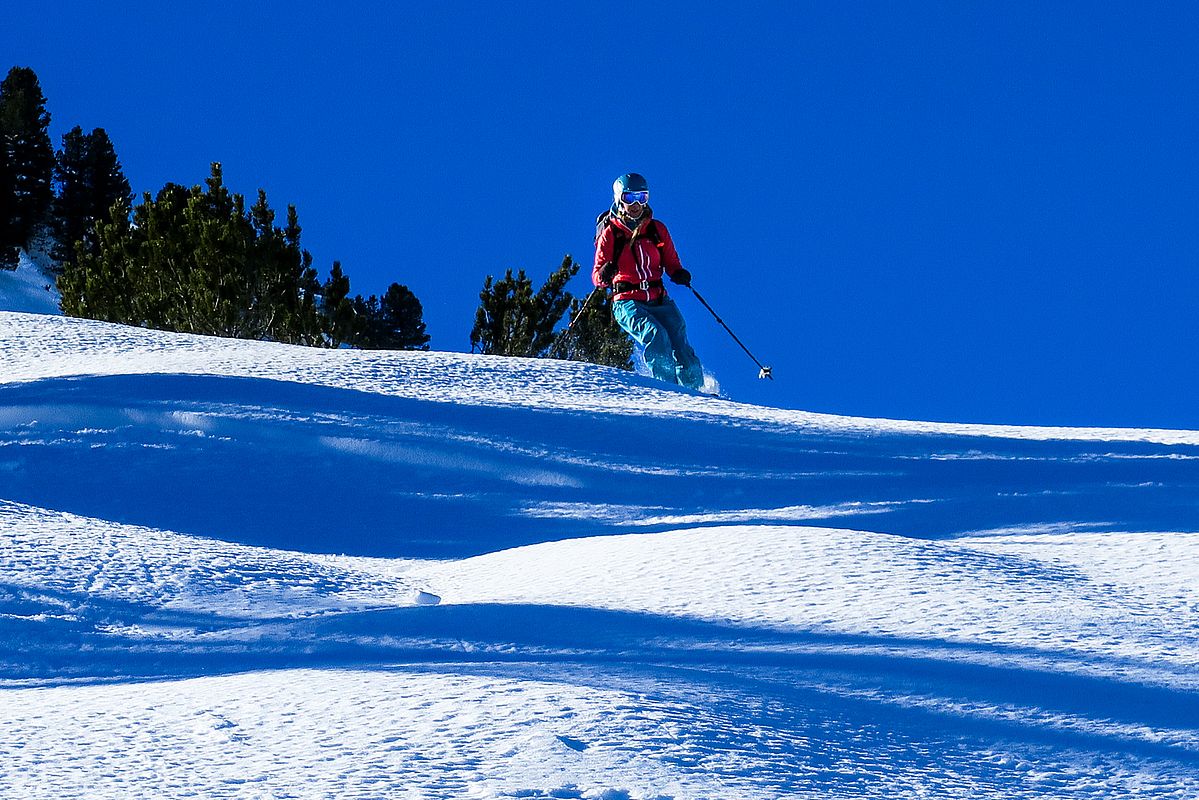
[5,2,1198,427]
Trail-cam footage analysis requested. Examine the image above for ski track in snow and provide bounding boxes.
[1,311,1198,798]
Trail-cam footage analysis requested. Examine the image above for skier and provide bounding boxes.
[594,173,705,390]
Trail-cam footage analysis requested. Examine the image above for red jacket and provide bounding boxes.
[593,211,685,303]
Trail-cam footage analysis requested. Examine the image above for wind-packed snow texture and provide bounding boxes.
[1,311,1197,799]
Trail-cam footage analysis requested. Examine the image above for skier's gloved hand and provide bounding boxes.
[670,268,692,287]
[599,262,617,286]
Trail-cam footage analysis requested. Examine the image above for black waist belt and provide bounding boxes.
[613,279,663,294]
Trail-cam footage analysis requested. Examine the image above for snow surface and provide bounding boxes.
[1,310,1198,799]
[0,250,62,316]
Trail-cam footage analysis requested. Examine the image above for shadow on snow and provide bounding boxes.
[2,373,1199,558]
[1,593,1196,776]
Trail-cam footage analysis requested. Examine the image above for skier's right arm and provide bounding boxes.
[593,227,617,288]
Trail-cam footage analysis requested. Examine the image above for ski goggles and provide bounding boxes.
[621,190,649,205]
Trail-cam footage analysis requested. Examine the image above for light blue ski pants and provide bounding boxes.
[612,296,704,390]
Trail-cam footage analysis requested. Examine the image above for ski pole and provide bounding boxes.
[549,287,602,358]
[689,286,773,380]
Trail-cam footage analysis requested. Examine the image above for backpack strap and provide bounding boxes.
[596,212,662,269]
[642,218,661,244]
[594,210,612,243]
[633,219,664,263]
[644,219,663,249]
[596,210,629,267]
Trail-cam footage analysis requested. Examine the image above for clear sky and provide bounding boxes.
[5,2,1198,428]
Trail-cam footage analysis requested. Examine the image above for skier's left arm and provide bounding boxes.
[656,222,692,287]
[594,225,618,287]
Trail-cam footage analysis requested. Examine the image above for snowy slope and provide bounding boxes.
[0,250,61,316]
[1,311,1198,799]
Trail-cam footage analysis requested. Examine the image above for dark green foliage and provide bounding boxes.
[349,293,380,346]
[50,127,87,261]
[369,283,430,350]
[321,261,356,347]
[59,162,325,344]
[246,192,325,345]
[470,255,579,357]
[556,291,634,370]
[319,267,428,351]
[471,270,535,355]
[51,126,132,272]
[0,67,55,256]
[18,66,430,352]
[85,129,131,222]
[55,160,428,351]
[0,141,16,269]
[339,284,429,350]
[471,254,633,369]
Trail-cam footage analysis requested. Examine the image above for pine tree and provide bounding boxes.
[348,293,380,348]
[371,282,430,350]
[470,256,579,357]
[58,194,136,321]
[60,162,329,345]
[85,129,131,227]
[277,203,325,346]
[50,126,89,268]
[50,127,131,272]
[0,140,15,270]
[531,255,579,353]
[244,192,323,344]
[50,127,132,272]
[321,261,356,347]
[471,269,534,356]
[0,67,55,255]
